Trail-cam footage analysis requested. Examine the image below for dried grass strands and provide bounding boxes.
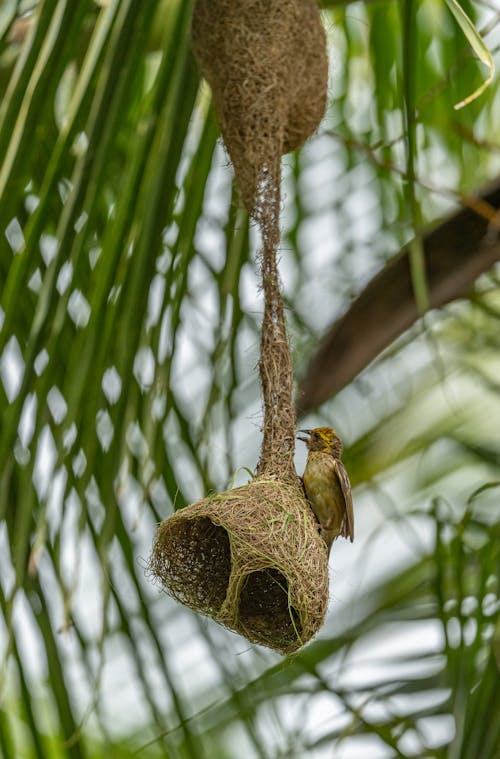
[191,0,328,218]
[149,478,327,653]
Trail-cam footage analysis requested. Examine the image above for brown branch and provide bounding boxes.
[297,178,500,415]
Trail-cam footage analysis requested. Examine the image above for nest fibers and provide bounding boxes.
[191,0,328,217]
[148,1,329,654]
[149,476,328,653]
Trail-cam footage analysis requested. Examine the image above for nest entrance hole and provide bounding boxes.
[238,567,302,649]
[154,516,231,615]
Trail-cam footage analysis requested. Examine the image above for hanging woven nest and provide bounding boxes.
[149,477,327,653]
[191,0,328,217]
[148,0,329,653]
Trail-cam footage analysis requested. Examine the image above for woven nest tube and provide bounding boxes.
[149,0,329,653]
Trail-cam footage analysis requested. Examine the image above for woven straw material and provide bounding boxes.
[149,1,330,654]
[191,0,328,217]
[149,476,328,653]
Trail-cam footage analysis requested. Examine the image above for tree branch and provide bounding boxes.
[297,179,500,414]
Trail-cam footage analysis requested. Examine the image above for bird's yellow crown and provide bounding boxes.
[314,427,337,445]
[298,427,343,456]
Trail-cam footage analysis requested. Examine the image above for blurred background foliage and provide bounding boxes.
[0,0,499,757]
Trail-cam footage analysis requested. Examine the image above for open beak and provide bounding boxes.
[297,429,311,443]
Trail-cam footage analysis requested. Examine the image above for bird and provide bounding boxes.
[298,427,354,553]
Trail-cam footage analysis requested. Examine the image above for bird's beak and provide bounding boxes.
[297,429,311,443]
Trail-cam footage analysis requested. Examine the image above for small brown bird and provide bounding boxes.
[298,427,354,553]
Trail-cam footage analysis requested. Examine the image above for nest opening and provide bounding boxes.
[238,568,302,649]
[150,516,231,615]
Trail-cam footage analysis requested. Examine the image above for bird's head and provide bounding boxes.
[298,427,343,456]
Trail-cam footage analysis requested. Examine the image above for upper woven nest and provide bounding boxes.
[191,0,328,217]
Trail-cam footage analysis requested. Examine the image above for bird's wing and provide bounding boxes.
[333,459,354,542]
